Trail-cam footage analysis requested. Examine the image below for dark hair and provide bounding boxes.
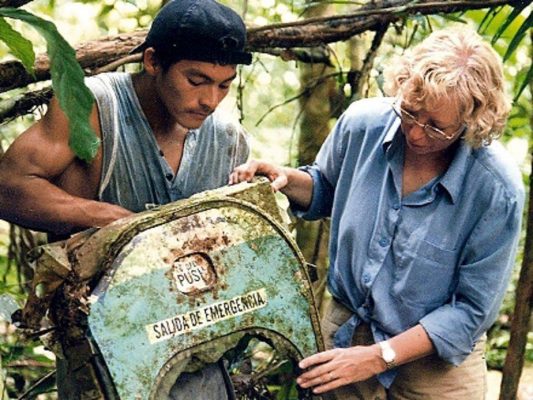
[151,48,183,71]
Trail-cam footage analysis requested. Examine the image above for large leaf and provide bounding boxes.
[477,6,502,34]
[514,62,533,103]
[503,9,533,61]
[0,8,99,162]
[0,16,34,73]
[491,3,528,45]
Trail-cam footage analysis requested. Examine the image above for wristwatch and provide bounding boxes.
[378,340,397,370]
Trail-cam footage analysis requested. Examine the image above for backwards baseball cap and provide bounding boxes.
[131,0,252,65]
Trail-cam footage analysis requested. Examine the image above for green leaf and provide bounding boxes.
[0,17,35,74]
[478,6,501,34]
[503,10,533,61]
[491,3,527,45]
[0,7,99,162]
[513,62,533,103]
[440,14,468,24]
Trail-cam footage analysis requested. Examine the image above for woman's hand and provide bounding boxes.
[229,159,288,191]
[296,345,385,394]
[230,159,314,209]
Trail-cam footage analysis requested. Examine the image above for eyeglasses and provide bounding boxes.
[392,101,465,141]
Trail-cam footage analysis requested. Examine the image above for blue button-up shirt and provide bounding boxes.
[295,97,524,387]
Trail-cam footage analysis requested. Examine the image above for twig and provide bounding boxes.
[255,71,344,126]
[6,360,53,369]
[351,23,389,99]
[248,0,515,34]
[0,88,52,124]
[17,370,56,400]
[92,53,142,74]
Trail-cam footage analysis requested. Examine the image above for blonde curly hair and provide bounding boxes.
[384,26,511,148]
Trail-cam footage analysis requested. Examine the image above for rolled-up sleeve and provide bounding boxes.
[291,109,354,220]
[291,165,334,220]
[420,192,524,365]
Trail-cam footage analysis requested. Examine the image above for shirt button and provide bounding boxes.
[393,203,400,210]
[362,273,371,284]
[165,173,173,181]
[379,237,388,247]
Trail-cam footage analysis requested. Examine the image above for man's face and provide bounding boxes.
[155,60,237,129]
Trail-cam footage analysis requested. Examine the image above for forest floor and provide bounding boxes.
[487,365,533,400]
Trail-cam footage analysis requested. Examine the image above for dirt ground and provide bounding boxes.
[487,366,533,400]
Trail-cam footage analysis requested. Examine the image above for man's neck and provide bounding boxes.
[131,72,188,139]
[131,72,188,174]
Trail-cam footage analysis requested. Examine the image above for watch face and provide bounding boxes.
[383,348,395,362]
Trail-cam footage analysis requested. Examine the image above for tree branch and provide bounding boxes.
[0,0,519,122]
[0,31,146,93]
[0,0,517,94]
[246,0,518,48]
[0,87,51,123]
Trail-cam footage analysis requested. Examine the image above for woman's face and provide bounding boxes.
[398,97,465,157]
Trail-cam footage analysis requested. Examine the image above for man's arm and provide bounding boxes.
[0,97,132,235]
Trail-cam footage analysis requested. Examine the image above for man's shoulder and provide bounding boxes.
[85,72,129,85]
[84,72,131,97]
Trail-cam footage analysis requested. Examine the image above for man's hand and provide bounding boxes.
[228,160,288,192]
[88,202,134,228]
[296,345,385,394]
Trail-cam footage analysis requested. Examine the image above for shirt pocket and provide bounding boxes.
[392,239,457,308]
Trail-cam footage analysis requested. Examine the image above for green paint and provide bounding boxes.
[24,179,323,399]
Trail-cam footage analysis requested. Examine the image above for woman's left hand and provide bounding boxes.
[296,345,385,394]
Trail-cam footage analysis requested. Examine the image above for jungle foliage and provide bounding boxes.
[0,0,531,399]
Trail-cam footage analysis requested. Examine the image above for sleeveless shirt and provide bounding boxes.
[84,72,249,211]
[83,72,248,400]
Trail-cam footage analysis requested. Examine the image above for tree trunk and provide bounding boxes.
[295,1,335,309]
[498,31,533,400]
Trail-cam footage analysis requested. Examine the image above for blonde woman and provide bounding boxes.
[230,27,524,399]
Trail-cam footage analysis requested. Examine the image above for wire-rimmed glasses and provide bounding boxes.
[392,100,465,141]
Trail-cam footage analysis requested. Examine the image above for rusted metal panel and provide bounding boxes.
[22,179,324,399]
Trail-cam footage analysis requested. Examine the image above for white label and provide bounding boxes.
[146,288,268,344]
[171,253,216,294]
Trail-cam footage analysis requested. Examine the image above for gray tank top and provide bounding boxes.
[83,72,247,400]
[85,72,249,212]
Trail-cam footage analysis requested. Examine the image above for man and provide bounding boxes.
[0,0,252,398]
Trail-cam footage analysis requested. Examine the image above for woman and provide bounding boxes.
[230,27,524,399]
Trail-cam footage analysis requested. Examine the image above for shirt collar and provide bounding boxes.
[438,139,472,204]
[382,109,401,153]
[382,109,472,205]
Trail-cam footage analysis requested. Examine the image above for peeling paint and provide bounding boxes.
[21,179,324,399]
